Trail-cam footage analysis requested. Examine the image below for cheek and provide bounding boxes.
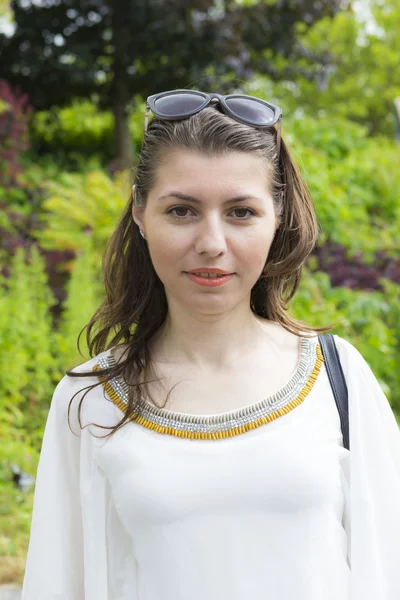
[147,231,184,274]
[235,236,272,272]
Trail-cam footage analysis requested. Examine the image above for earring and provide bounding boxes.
[139,229,145,239]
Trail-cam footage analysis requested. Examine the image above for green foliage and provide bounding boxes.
[30,99,115,164]
[0,245,57,581]
[283,114,400,260]
[34,169,132,265]
[0,246,58,447]
[1,163,49,218]
[55,236,105,370]
[0,478,32,583]
[0,0,12,21]
[29,96,146,167]
[260,1,400,137]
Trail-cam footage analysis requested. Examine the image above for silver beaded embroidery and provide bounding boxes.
[95,336,320,434]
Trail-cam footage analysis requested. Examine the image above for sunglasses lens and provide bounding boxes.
[154,93,206,117]
[225,97,276,126]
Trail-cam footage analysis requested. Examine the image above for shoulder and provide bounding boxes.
[68,347,114,375]
[50,347,117,428]
[332,334,400,434]
[53,347,113,396]
[328,333,383,391]
[331,333,366,366]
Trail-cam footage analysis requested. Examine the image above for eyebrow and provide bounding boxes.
[158,192,264,205]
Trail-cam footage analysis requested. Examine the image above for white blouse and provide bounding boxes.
[21,334,400,600]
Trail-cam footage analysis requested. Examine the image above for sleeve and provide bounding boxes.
[21,374,85,599]
[21,370,140,600]
[334,335,400,600]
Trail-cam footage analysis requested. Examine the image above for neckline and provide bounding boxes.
[101,335,320,425]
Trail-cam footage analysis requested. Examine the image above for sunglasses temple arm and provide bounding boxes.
[144,103,151,134]
[275,118,282,160]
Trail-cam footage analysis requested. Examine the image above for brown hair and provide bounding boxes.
[66,104,334,440]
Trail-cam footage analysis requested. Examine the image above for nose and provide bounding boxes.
[194,217,228,257]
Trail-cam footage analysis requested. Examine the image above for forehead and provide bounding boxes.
[150,148,272,197]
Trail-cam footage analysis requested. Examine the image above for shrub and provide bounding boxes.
[35,169,132,268]
[29,96,146,169]
[0,79,32,187]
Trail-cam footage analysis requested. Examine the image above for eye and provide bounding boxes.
[167,205,194,219]
[166,205,257,220]
[231,207,257,219]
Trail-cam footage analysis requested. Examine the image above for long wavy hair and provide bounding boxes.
[66,104,334,440]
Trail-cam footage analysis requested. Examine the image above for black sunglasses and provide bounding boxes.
[144,89,283,157]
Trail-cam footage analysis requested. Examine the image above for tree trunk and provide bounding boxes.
[111,4,133,170]
[114,98,133,169]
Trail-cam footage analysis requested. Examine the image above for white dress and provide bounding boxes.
[21,334,400,600]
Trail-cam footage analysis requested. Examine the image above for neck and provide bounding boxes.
[148,307,278,371]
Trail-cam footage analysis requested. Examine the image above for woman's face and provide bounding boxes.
[132,148,279,316]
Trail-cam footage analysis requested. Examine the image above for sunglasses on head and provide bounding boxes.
[144,89,283,157]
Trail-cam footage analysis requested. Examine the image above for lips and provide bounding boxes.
[186,270,233,275]
[191,273,227,277]
[186,272,234,286]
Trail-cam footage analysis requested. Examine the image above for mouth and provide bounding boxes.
[184,271,234,287]
[184,272,233,278]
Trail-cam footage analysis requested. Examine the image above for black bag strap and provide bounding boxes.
[317,333,350,451]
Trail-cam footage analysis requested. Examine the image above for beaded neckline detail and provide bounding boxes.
[92,336,324,440]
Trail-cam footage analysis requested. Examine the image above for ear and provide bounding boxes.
[131,185,144,230]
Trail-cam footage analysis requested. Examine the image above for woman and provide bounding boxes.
[22,90,400,600]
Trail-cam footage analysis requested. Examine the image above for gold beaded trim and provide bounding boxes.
[92,362,142,416]
[92,341,324,440]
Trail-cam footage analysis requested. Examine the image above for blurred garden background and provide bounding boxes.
[1,0,400,587]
